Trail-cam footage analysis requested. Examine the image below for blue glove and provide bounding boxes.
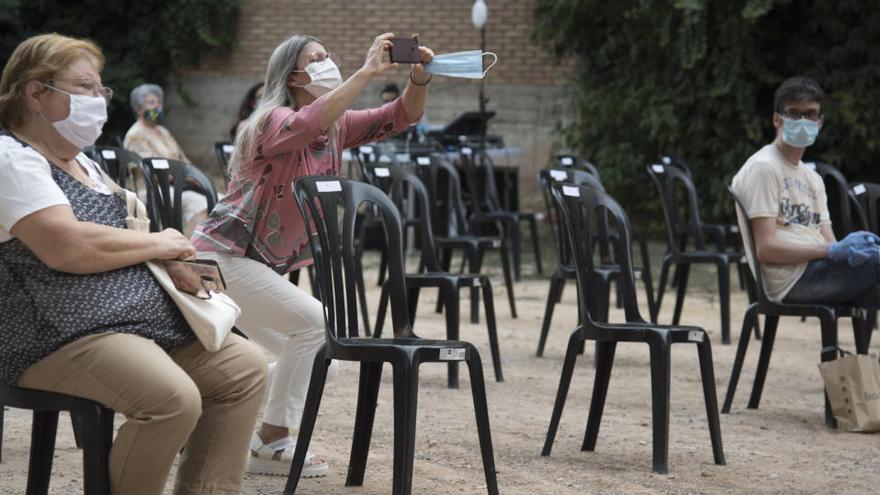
[843,244,879,267]
[828,231,880,262]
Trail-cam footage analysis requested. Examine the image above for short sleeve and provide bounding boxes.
[0,140,69,240]
[735,161,779,219]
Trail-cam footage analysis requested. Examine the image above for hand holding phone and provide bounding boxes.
[389,36,421,64]
[163,259,227,299]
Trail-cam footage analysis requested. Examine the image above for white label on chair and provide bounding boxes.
[222,144,234,154]
[634,269,642,278]
[560,157,574,166]
[661,156,672,165]
[316,180,342,192]
[535,212,545,221]
[359,145,374,154]
[396,153,411,163]
[651,164,665,173]
[730,225,740,234]
[417,156,431,166]
[440,348,466,361]
[688,330,704,343]
[854,184,867,195]
[492,239,502,248]
[374,167,390,177]
[461,147,473,156]
[562,185,580,197]
[550,170,568,181]
[152,159,170,169]
[473,278,482,287]
[101,149,117,159]
[804,162,816,170]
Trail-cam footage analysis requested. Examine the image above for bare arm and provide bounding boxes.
[751,216,830,264]
[820,224,836,244]
[10,205,196,274]
[400,47,435,123]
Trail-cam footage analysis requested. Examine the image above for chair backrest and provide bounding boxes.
[293,176,413,341]
[539,168,605,267]
[416,152,470,237]
[91,146,141,190]
[383,166,443,272]
[551,181,645,325]
[459,147,503,213]
[646,162,708,252]
[728,185,774,306]
[141,158,218,232]
[213,142,234,182]
[805,161,855,238]
[849,181,880,234]
[555,154,601,178]
[659,154,694,178]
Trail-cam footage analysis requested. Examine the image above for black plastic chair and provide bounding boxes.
[284,176,498,495]
[373,166,504,388]
[647,162,741,344]
[723,186,874,427]
[555,154,600,179]
[415,154,517,322]
[806,161,859,239]
[140,158,218,232]
[849,181,880,233]
[541,182,725,474]
[460,148,543,280]
[0,383,113,494]
[90,146,141,190]
[213,142,234,183]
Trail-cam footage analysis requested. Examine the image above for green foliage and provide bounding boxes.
[0,0,240,143]
[534,0,880,231]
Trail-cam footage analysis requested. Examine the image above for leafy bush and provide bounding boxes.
[534,0,880,232]
[0,0,240,143]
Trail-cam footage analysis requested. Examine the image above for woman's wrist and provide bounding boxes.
[409,69,432,86]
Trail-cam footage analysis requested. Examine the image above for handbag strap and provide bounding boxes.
[92,159,150,225]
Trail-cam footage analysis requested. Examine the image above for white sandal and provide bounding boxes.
[247,434,329,477]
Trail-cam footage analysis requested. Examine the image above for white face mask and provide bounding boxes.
[299,59,342,97]
[42,83,107,148]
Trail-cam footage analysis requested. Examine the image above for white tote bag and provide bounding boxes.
[104,168,239,351]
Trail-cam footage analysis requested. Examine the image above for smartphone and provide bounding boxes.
[163,259,227,298]
[389,36,421,64]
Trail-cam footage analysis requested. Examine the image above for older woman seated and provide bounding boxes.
[0,34,266,495]
[123,83,213,236]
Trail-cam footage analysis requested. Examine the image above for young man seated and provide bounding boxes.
[732,76,880,306]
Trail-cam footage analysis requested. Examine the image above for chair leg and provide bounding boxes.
[818,313,839,428]
[290,269,301,286]
[27,410,59,495]
[435,246,453,314]
[444,285,461,389]
[391,359,420,495]
[499,243,517,318]
[511,221,523,281]
[284,349,330,495]
[722,305,757,413]
[346,362,384,487]
[655,257,672,319]
[70,410,83,449]
[480,278,504,382]
[648,337,672,474]
[581,341,617,451]
[672,263,690,326]
[853,311,871,354]
[717,261,731,344]
[80,403,111,495]
[527,216,543,275]
[374,283,390,338]
[407,287,421,328]
[696,338,726,465]
[536,274,564,357]
[0,403,4,463]
[468,247,482,324]
[377,249,388,287]
[638,237,657,323]
[747,315,779,410]
[467,352,499,495]
[355,257,372,337]
[542,327,584,456]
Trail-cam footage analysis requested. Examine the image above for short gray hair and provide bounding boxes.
[129,83,164,112]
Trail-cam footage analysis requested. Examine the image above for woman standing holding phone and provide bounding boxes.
[192,33,433,477]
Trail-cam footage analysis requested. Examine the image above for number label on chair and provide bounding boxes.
[473,278,482,287]
[651,164,665,173]
[549,170,568,181]
[854,184,867,195]
[152,159,170,169]
[461,147,473,156]
[560,156,574,166]
[101,149,117,159]
[316,180,342,192]
[374,167,390,177]
[730,225,740,234]
[688,330,704,343]
[417,156,431,166]
[222,144,234,154]
[661,156,672,165]
[439,348,466,361]
[359,145,374,154]
[492,239,502,248]
[562,185,580,197]
[395,153,411,163]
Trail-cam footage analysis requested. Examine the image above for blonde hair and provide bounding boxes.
[0,33,105,129]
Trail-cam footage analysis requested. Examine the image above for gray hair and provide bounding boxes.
[129,83,164,112]
[229,34,330,176]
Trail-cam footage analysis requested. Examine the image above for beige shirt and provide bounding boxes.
[731,143,831,301]
[123,119,189,163]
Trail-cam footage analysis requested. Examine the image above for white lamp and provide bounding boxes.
[472,0,488,30]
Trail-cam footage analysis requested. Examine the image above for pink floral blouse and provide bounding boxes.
[192,96,415,273]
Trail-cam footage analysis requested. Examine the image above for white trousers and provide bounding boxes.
[200,252,330,428]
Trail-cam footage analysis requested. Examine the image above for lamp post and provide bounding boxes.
[471,0,488,155]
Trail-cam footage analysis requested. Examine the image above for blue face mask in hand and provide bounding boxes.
[424,50,498,79]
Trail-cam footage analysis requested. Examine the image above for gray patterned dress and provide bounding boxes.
[0,158,194,386]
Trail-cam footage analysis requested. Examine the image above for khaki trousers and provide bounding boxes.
[18,332,267,495]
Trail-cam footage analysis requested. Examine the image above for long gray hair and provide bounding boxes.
[229,34,324,176]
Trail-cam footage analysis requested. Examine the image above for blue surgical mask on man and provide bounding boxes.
[780,116,820,148]
[424,50,497,79]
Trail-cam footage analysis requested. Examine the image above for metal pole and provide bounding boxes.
[479,25,487,158]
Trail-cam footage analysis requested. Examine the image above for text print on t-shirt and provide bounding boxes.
[779,176,820,227]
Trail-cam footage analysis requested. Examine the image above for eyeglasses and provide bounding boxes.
[290,52,342,73]
[779,108,822,121]
[45,78,113,104]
